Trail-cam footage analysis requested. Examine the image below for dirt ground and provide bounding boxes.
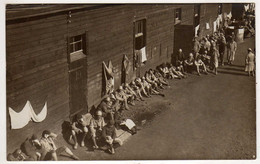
[57,37,256,160]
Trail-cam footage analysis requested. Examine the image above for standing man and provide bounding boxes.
[192,37,201,54]
[226,38,237,65]
[218,33,226,66]
[245,48,255,77]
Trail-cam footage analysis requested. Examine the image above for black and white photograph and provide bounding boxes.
[1,0,258,163]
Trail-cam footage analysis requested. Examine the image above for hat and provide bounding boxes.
[42,130,51,137]
[96,110,102,116]
[248,48,252,52]
[119,86,123,90]
[31,134,38,140]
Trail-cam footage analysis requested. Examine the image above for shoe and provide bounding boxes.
[71,155,80,160]
[73,143,78,150]
[81,141,85,147]
[111,148,115,154]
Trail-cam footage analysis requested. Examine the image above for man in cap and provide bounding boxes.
[245,48,255,76]
[21,134,42,160]
[89,110,106,149]
[71,113,91,149]
[40,130,79,160]
[102,120,123,154]
[176,49,185,68]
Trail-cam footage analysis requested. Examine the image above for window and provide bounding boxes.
[194,4,201,26]
[68,33,87,62]
[218,4,222,15]
[134,19,146,50]
[175,8,182,24]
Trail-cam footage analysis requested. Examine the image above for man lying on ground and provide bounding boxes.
[40,130,79,161]
[21,134,42,161]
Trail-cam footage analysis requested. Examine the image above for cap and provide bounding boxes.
[248,48,252,52]
[119,86,123,90]
[96,110,102,116]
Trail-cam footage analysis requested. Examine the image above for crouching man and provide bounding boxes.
[71,113,91,149]
[102,120,123,154]
[40,130,79,161]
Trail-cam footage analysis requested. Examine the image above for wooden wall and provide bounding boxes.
[6,13,70,152]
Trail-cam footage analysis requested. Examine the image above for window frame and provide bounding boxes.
[134,19,147,50]
[175,8,182,24]
[68,32,87,63]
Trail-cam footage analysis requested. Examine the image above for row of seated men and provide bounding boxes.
[7,63,188,161]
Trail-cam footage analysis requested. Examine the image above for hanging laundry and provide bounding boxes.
[206,23,210,30]
[31,102,47,122]
[213,21,217,32]
[216,18,220,29]
[102,61,115,96]
[9,101,48,129]
[121,54,131,84]
[227,12,232,19]
[140,47,147,63]
[244,4,249,11]
[218,14,223,22]
[195,24,200,37]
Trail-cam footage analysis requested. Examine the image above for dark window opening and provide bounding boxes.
[175,8,182,24]
[194,4,201,26]
[218,4,223,15]
[134,19,146,50]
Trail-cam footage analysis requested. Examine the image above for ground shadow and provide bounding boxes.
[220,67,244,72]
[61,121,73,146]
[229,64,245,68]
[218,70,248,76]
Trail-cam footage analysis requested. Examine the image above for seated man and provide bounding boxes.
[115,86,130,110]
[154,70,169,86]
[121,84,136,106]
[129,81,144,101]
[149,69,164,89]
[89,110,106,149]
[97,97,114,120]
[71,113,91,149]
[40,130,79,161]
[102,120,123,154]
[194,55,208,76]
[124,83,138,101]
[135,77,150,97]
[168,64,185,79]
[184,53,195,73]
[158,63,170,78]
[141,77,152,96]
[201,50,211,67]
[21,134,42,161]
[145,71,159,91]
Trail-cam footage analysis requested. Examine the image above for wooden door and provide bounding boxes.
[69,62,86,116]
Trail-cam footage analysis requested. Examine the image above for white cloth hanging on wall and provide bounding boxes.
[213,21,217,32]
[206,23,210,29]
[140,47,147,63]
[9,101,48,129]
[244,4,249,11]
[195,24,200,37]
[227,12,232,19]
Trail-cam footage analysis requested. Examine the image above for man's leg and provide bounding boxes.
[71,130,78,149]
[56,146,79,160]
[196,65,201,76]
[81,127,88,147]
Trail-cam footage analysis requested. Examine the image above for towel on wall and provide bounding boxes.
[123,54,131,75]
[213,21,217,32]
[227,12,232,19]
[140,47,147,63]
[206,23,210,30]
[102,61,115,96]
[195,24,200,37]
[9,101,48,129]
